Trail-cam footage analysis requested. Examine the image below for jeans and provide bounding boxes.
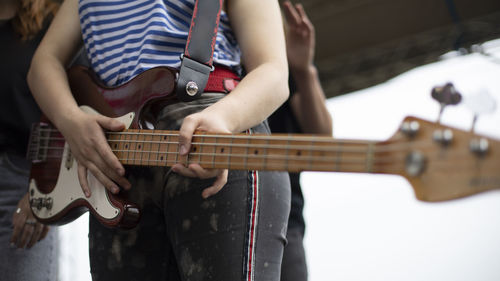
[0,152,58,281]
[89,94,291,281]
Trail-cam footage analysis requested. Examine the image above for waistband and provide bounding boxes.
[204,66,241,94]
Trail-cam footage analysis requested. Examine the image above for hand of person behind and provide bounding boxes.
[282,1,316,72]
[10,193,49,249]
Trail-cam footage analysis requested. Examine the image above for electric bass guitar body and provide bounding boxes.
[28,66,178,228]
[28,66,500,229]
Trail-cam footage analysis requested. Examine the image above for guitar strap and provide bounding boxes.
[176,0,224,101]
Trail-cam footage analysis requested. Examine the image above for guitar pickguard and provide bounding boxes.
[30,107,135,225]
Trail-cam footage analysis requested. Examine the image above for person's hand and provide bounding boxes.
[171,109,231,198]
[10,193,50,249]
[58,109,131,197]
[282,1,316,72]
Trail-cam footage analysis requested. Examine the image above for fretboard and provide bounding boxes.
[107,129,384,174]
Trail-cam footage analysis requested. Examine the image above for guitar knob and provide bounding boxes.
[400,121,420,137]
[469,138,489,156]
[433,129,453,146]
[431,82,462,123]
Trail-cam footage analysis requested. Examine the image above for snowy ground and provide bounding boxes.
[59,39,500,281]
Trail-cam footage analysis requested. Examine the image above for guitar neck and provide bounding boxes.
[107,129,389,174]
[30,110,500,203]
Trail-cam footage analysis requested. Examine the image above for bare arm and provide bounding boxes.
[174,0,289,197]
[179,0,289,136]
[27,0,130,196]
[283,1,332,136]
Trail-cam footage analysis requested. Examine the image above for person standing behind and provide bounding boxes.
[268,1,333,280]
[0,0,59,280]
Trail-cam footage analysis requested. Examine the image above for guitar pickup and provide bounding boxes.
[30,197,53,211]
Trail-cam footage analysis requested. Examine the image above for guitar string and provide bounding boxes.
[30,129,495,168]
[31,134,464,154]
[33,147,385,164]
[30,141,489,167]
[29,143,493,174]
[30,130,491,162]
[37,125,491,150]
[94,157,500,176]
[30,145,490,172]
[36,127,373,144]
[31,142,488,161]
[31,155,492,174]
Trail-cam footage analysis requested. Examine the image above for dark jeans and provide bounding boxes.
[0,152,58,281]
[281,228,308,281]
[89,94,291,281]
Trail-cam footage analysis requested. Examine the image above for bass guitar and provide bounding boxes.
[28,66,500,228]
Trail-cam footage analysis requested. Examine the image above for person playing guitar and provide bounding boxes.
[27,0,291,280]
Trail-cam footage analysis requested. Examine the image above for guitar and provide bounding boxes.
[28,66,500,228]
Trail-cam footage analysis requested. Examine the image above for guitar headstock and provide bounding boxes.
[380,116,500,202]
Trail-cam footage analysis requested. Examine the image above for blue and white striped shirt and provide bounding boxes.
[79,0,241,87]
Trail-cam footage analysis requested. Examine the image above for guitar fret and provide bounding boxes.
[228,136,233,169]
[174,134,179,165]
[120,131,125,164]
[285,137,290,171]
[244,136,249,170]
[366,143,374,173]
[146,130,153,166]
[199,136,203,166]
[138,130,144,166]
[335,142,343,172]
[307,139,314,170]
[154,131,160,166]
[165,134,169,167]
[130,130,136,165]
[263,138,268,170]
[125,130,131,165]
[210,136,215,169]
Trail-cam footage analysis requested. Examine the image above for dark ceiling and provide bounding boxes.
[284,0,500,98]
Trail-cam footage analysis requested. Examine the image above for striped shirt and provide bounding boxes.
[79,0,241,87]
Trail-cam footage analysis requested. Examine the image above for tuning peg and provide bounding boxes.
[464,88,497,132]
[431,82,462,123]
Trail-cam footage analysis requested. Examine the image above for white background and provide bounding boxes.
[304,40,500,281]
[59,39,500,280]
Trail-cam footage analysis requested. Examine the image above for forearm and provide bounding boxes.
[290,65,332,135]
[208,62,289,133]
[28,51,82,130]
[27,0,83,131]
[218,0,289,133]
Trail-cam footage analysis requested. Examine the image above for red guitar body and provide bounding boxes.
[28,66,178,228]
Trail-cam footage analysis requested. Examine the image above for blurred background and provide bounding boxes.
[303,39,500,281]
[58,1,500,280]
[297,0,500,99]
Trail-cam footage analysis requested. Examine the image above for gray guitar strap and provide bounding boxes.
[176,0,224,101]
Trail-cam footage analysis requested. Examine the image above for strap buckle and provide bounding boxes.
[176,54,214,102]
